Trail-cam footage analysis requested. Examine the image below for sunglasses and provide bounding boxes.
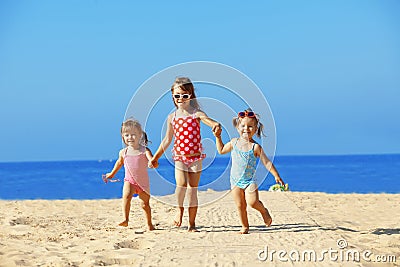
[238,111,256,118]
[173,94,191,99]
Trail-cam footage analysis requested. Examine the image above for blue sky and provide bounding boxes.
[0,0,399,162]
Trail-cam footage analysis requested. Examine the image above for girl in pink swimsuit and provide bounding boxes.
[150,77,221,232]
[105,119,155,230]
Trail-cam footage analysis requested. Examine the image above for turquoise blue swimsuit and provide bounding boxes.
[230,139,258,189]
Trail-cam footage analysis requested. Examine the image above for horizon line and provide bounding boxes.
[1,152,400,164]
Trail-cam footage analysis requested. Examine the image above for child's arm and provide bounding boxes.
[215,134,233,155]
[149,114,174,167]
[106,149,124,179]
[255,144,285,186]
[196,110,221,134]
[145,147,154,160]
[145,147,157,168]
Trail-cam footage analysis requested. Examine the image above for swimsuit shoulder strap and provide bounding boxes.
[192,109,198,119]
[171,111,177,125]
[233,138,239,148]
[252,143,256,150]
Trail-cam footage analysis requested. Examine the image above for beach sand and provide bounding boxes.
[0,191,399,267]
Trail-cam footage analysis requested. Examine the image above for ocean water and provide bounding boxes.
[0,154,399,200]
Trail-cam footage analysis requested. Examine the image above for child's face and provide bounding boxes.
[172,86,191,108]
[122,127,142,147]
[236,117,258,140]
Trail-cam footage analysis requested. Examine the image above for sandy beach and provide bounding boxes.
[0,191,399,267]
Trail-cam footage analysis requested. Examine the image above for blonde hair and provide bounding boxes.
[170,77,200,109]
[232,108,265,138]
[121,118,149,146]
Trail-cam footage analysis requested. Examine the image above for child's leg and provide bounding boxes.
[245,184,272,227]
[231,186,249,234]
[187,170,201,232]
[174,163,188,227]
[120,182,133,227]
[138,191,155,231]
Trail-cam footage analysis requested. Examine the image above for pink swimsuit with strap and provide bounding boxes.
[123,147,150,194]
[172,111,206,166]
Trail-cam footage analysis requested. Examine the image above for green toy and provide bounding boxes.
[268,183,289,192]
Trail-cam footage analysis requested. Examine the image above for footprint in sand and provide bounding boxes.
[9,217,33,226]
[114,240,140,250]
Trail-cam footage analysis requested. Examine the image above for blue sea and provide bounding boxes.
[0,154,399,200]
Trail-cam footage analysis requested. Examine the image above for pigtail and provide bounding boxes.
[232,117,239,128]
[255,120,266,138]
[141,131,150,147]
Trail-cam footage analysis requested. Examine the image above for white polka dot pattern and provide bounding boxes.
[172,114,203,156]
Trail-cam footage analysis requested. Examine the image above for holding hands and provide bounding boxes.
[212,123,222,137]
[148,158,158,168]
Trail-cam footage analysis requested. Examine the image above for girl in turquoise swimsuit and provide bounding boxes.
[214,108,285,234]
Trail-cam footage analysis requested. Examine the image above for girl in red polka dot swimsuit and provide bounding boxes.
[172,110,205,165]
[150,77,221,232]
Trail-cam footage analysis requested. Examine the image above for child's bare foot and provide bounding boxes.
[173,220,181,227]
[148,224,155,231]
[173,208,184,227]
[265,216,272,227]
[188,225,199,232]
[173,216,182,227]
[239,227,249,234]
[118,220,129,227]
[260,202,272,227]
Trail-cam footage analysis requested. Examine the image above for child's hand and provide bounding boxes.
[102,173,113,183]
[148,158,159,168]
[275,176,285,186]
[212,124,222,137]
[213,127,222,137]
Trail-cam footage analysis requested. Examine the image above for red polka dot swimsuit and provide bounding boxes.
[172,111,206,166]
